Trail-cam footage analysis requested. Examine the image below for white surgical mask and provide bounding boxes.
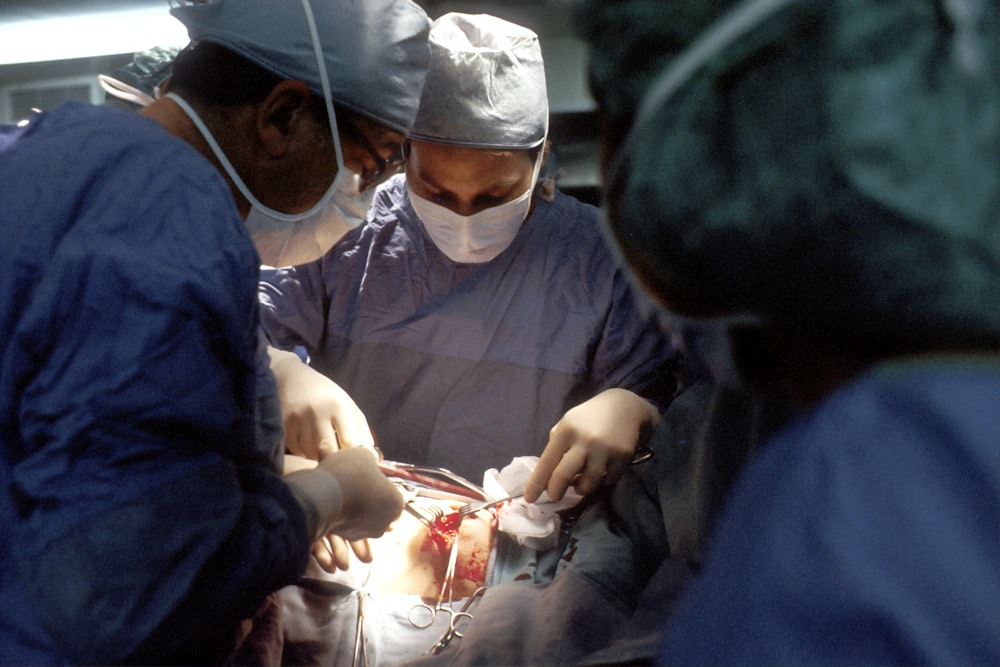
[165,0,355,267]
[247,168,373,266]
[409,145,545,264]
[330,169,376,224]
[408,187,530,264]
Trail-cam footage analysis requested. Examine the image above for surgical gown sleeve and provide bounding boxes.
[0,105,311,664]
[258,261,330,353]
[588,266,678,402]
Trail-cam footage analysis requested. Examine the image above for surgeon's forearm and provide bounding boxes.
[283,469,344,541]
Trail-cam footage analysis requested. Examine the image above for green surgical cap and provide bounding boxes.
[578,0,1000,350]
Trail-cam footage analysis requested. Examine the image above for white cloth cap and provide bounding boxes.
[170,0,431,133]
[409,12,548,149]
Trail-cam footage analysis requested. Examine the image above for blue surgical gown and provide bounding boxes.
[661,357,1000,665]
[0,103,310,664]
[260,175,677,480]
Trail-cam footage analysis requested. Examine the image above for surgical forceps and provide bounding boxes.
[408,535,464,630]
[426,586,487,655]
[407,531,484,654]
[380,459,490,500]
[352,557,375,667]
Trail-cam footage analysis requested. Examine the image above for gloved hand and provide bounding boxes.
[284,446,404,544]
[312,533,374,573]
[268,346,375,459]
[285,454,379,571]
[524,388,661,502]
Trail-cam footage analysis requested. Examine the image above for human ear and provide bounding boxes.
[534,139,551,173]
[257,79,314,158]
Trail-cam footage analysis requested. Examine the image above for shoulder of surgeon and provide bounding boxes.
[530,184,609,247]
[20,102,223,182]
[5,102,250,259]
[17,102,240,216]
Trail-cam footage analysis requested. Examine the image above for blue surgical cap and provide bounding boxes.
[170,0,431,133]
[409,12,548,149]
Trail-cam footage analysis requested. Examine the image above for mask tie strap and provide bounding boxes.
[300,0,345,175]
[98,75,155,107]
[166,91,281,215]
[164,0,347,223]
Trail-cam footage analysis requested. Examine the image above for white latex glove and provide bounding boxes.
[268,346,375,459]
[525,388,661,503]
[284,452,396,571]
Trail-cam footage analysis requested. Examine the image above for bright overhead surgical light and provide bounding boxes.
[0,7,188,65]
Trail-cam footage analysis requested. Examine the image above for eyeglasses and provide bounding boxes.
[338,116,406,191]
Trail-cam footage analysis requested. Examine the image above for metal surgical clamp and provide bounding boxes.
[352,553,376,667]
[408,536,463,630]
[407,532,485,654]
[426,586,487,655]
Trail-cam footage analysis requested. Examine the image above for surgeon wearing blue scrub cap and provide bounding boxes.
[170,0,431,267]
[0,0,431,663]
[164,0,433,570]
[259,12,678,504]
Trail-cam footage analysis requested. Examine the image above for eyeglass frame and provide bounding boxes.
[337,115,406,191]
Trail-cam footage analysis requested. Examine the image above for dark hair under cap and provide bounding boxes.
[578,0,1000,354]
[170,41,283,107]
[169,41,330,126]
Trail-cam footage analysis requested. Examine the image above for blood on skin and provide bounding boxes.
[366,498,499,600]
[428,511,463,552]
[418,506,497,598]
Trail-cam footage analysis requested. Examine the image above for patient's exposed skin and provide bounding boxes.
[284,453,496,598]
[366,498,496,600]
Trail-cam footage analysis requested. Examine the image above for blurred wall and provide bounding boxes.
[0,0,601,203]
